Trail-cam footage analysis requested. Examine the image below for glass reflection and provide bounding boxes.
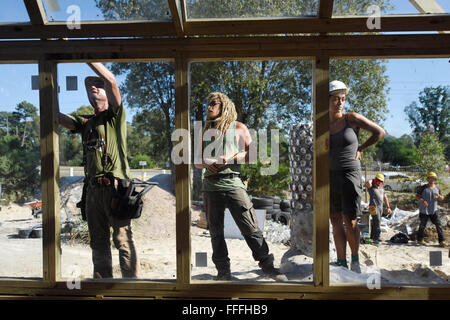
[58,62,176,280]
[42,0,171,22]
[186,0,319,19]
[189,60,314,283]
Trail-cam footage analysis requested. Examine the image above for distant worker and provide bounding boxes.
[329,80,386,273]
[415,172,447,247]
[365,173,392,244]
[195,92,286,281]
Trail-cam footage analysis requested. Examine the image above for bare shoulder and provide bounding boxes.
[235,121,252,144]
[347,112,383,133]
[235,121,250,133]
[346,112,366,123]
[235,121,248,129]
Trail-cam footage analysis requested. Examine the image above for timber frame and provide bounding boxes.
[0,0,449,300]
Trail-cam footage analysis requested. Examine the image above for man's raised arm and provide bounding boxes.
[88,62,122,112]
[58,112,76,131]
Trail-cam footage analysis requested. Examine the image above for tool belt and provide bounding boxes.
[111,179,158,220]
[205,173,240,180]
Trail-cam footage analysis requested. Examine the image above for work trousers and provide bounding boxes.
[85,182,139,279]
[370,207,382,241]
[417,212,445,243]
[203,189,274,273]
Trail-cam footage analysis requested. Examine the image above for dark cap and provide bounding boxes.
[85,76,105,90]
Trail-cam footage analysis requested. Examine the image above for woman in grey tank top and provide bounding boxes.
[328,80,386,273]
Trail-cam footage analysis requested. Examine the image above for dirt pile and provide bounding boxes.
[60,175,177,243]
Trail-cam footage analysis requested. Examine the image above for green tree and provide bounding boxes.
[129,154,156,169]
[0,102,40,202]
[415,133,446,176]
[375,134,418,166]
[404,86,449,159]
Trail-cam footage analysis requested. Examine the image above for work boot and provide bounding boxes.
[261,265,288,282]
[417,240,427,245]
[330,259,348,269]
[439,241,447,248]
[215,269,231,281]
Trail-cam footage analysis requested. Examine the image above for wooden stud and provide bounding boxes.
[410,0,446,14]
[168,0,185,37]
[410,0,449,34]
[313,55,330,287]
[38,59,60,283]
[23,0,48,25]
[174,54,191,285]
[319,0,334,19]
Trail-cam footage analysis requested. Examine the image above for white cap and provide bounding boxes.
[329,80,349,94]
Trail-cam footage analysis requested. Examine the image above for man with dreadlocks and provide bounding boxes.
[195,92,287,282]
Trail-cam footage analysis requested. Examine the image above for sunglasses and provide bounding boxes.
[208,101,221,107]
[91,80,105,88]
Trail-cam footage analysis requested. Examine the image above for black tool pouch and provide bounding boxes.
[111,179,158,220]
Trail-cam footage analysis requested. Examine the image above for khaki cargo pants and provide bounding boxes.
[85,182,139,278]
[203,188,274,274]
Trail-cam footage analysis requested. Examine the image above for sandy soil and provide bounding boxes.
[0,175,448,287]
[0,177,290,282]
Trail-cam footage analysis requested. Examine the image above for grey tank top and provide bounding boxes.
[330,114,361,171]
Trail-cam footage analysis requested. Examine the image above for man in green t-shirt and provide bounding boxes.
[194,92,287,282]
[58,62,138,279]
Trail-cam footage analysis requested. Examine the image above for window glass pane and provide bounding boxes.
[58,62,176,281]
[186,0,319,19]
[43,0,171,22]
[329,58,450,287]
[0,0,30,22]
[333,0,449,17]
[0,64,42,279]
[189,59,314,283]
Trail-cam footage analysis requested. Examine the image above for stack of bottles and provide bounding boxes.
[288,122,313,212]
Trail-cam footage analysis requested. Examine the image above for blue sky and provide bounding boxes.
[0,1,449,138]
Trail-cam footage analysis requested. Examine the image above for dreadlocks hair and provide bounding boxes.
[204,92,237,135]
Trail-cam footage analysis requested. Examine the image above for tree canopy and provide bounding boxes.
[0,101,40,202]
[404,85,449,160]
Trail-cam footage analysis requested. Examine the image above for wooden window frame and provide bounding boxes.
[0,32,449,299]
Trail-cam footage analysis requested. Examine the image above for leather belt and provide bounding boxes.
[205,173,240,180]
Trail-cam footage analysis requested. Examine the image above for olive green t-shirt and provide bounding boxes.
[70,103,130,180]
[202,121,246,192]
